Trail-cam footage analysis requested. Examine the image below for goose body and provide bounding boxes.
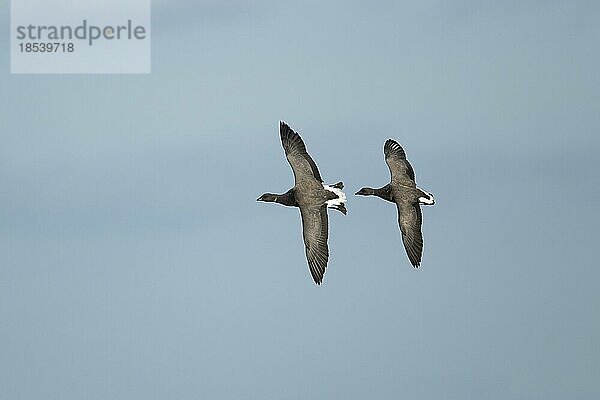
[257,122,347,284]
[356,139,434,267]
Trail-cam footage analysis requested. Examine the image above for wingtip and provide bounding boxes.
[385,138,401,149]
[279,121,293,138]
[279,121,288,138]
[384,138,407,159]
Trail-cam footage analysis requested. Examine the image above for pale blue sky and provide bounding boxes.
[1,1,599,399]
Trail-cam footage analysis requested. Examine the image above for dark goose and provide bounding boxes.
[257,121,347,284]
[356,139,434,267]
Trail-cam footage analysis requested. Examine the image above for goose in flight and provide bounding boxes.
[356,139,434,267]
[257,121,347,284]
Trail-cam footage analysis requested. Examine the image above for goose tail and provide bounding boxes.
[324,183,347,215]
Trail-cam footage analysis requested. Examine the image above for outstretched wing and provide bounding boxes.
[397,201,423,268]
[280,121,323,184]
[300,205,329,284]
[384,139,416,187]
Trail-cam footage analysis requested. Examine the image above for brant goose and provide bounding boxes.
[356,139,434,267]
[257,122,347,285]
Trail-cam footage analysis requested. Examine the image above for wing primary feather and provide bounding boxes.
[384,139,416,186]
[300,206,330,285]
[280,121,324,183]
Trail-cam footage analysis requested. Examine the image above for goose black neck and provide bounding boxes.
[258,189,297,206]
[356,185,393,202]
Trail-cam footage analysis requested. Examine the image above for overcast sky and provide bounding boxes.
[1,1,599,399]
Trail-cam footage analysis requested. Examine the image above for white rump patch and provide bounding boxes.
[417,186,435,205]
[323,184,347,207]
[419,196,435,205]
